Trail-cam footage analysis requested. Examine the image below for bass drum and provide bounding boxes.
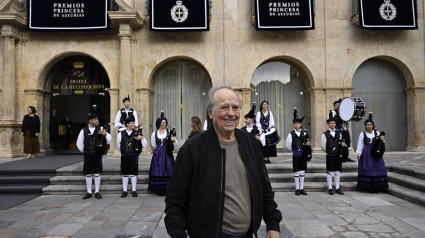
[339,97,366,121]
[263,127,281,146]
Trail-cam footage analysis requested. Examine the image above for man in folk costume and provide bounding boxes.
[286,108,310,196]
[330,98,355,162]
[321,110,347,195]
[241,103,265,147]
[77,106,112,199]
[114,95,138,131]
[117,115,147,198]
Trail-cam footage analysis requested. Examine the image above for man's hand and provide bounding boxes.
[120,124,125,128]
[357,155,361,160]
[379,136,384,141]
[266,230,280,238]
[306,141,311,146]
[255,135,260,140]
[171,136,176,142]
[342,142,347,147]
[101,129,107,136]
[136,135,143,140]
[35,133,39,137]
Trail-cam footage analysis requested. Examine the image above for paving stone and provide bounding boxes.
[34,213,60,221]
[354,196,395,206]
[0,221,13,229]
[13,228,50,238]
[0,228,25,237]
[129,212,163,222]
[355,224,394,233]
[118,221,158,236]
[7,221,61,229]
[283,219,334,237]
[45,223,83,236]
[72,226,122,238]
[314,214,348,225]
[340,231,369,237]
[399,218,425,231]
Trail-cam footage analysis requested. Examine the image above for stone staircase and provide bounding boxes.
[0,170,54,195]
[387,166,425,206]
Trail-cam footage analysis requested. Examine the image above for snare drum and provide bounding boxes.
[263,127,281,146]
[339,97,366,121]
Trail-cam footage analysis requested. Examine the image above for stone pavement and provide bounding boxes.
[0,190,425,238]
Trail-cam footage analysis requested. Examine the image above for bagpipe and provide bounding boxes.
[134,124,143,155]
[337,130,349,162]
[95,123,110,156]
[301,129,312,162]
[166,126,176,157]
[371,131,386,160]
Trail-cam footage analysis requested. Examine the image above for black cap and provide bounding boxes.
[125,115,135,124]
[88,105,98,120]
[327,110,336,123]
[293,107,305,123]
[333,98,342,106]
[244,103,256,119]
[123,94,130,103]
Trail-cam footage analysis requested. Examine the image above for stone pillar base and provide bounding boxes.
[0,121,24,158]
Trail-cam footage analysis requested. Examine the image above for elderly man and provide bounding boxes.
[165,84,282,238]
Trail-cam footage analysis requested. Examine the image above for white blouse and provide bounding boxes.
[356,130,381,155]
[150,130,178,148]
[255,111,275,129]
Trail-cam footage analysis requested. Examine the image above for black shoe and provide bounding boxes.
[335,189,344,195]
[300,189,307,195]
[346,158,355,162]
[121,191,128,198]
[95,192,102,199]
[328,189,334,195]
[295,189,300,196]
[132,191,138,197]
[82,193,92,200]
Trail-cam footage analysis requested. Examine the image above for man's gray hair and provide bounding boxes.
[206,83,242,116]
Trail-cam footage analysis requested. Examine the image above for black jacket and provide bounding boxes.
[21,114,40,137]
[165,127,282,238]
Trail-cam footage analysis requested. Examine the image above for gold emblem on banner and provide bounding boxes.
[73,61,85,68]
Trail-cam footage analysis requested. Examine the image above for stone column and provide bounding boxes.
[137,88,153,155]
[235,88,252,128]
[108,88,120,157]
[0,25,20,158]
[118,23,133,102]
[406,87,425,152]
[308,88,327,151]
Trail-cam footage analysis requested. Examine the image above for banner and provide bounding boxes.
[255,0,314,30]
[150,0,209,31]
[28,0,109,31]
[359,0,418,29]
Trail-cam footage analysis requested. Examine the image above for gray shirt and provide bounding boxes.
[219,139,252,235]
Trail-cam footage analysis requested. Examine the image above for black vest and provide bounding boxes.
[83,126,102,155]
[333,109,343,129]
[291,130,305,151]
[241,125,259,136]
[324,130,341,155]
[363,130,378,145]
[120,130,137,154]
[120,108,134,124]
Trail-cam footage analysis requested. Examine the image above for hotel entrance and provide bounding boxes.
[47,55,110,152]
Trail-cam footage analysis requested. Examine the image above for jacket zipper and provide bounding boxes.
[217,148,225,238]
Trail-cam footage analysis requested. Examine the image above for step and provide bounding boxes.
[49,175,149,185]
[0,185,45,194]
[265,163,359,173]
[388,166,425,180]
[387,182,425,207]
[42,184,150,195]
[268,172,358,182]
[56,166,151,176]
[387,172,425,192]
[0,175,52,185]
[270,182,358,192]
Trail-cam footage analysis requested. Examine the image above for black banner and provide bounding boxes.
[150,0,209,31]
[359,0,418,29]
[28,0,109,31]
[255,0,314,30]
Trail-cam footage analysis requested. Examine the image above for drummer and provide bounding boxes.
[330,99,355,162]
[256,100,276,164]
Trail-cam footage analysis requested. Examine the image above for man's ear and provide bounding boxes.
[208,110,213,119]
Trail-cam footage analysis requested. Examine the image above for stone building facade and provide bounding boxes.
[1,0,424,158]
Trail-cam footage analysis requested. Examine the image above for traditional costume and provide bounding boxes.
[76,107,111,199]
[356,113,389,192]
[149,112,178,195]
[114,95,138,130]
[321,111,344,195]
[330,98,354,162]
[21,107,40,155]
[286,108,309,196]
[256,101,276,163]
[241,104,265,147]
[117,115,147,198]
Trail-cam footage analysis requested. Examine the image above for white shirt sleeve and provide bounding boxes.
[286,133,292,151]
[173,137,178,147]
[259,135,266,147]
[269,111,275,127]
[356,132,364,155]
[133,110,139,126]
[76,129,85,153]
[256,112,261,129]
[114,110,122,128]
[151,131,157,148]
[141,137,147,148]
[117,132,122,152]
[105,132,112,145]
[203,119,208,131]
[321,133,327,152]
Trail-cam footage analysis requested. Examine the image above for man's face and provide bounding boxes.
[293,122,301,130]
[89,118,99,127]
[123,100,130,108]
[244,117,253,126]
[127,121,135,130]
[209,88,240,137]
[328,121,336,129]
[334,103,340,110]
[52,109,56,114]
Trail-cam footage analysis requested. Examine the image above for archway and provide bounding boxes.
[352,58,407,151]
[45,55,110,152]
[251,61,310,151]
[150,59,212,149]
